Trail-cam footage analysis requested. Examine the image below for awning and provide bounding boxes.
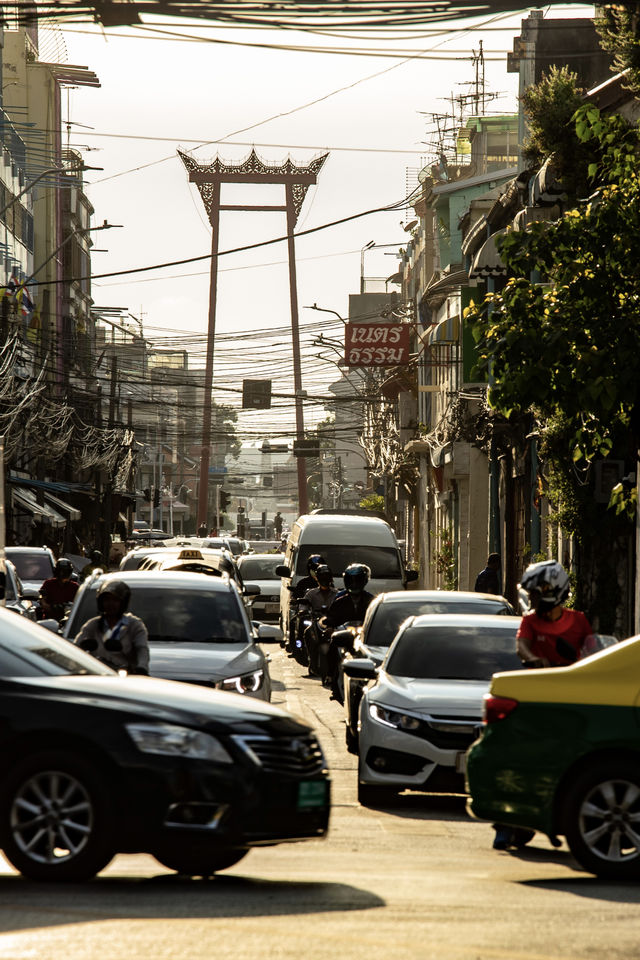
[426,315,460,345]
[44,492,81,522]
[12,488,66,527]
[469,229,508,280]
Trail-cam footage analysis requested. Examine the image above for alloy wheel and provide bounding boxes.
[11,769,93,865]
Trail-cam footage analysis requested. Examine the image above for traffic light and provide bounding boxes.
[220,489,230,511]
[143,487,151,502]
[153,487,160,507]
[242,379,272,409]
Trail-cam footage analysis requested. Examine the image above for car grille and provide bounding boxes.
[233,734,326,776]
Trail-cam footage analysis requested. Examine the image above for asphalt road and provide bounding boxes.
[1,647,640,960]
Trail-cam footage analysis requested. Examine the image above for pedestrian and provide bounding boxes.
[75,579,149,675]
[474,553,501,594]
[197,522,207,538]
[493,559,593,851]
[273,511,283,538]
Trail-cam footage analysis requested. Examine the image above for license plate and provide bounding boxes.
[455,751,467,774]
[266,602,280,614]
[297,780,328,809]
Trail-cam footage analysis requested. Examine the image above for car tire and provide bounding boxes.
[345,725,359,755]
[154,847,248,877]
[564,760,640,879]
[0,750,115,882]
[357,781,397,808]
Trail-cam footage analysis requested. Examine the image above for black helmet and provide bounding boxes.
[54,558,73,579]
[307,554,326,578]
[97,579,131,614]
[90,550,102,564]
[315,564,333,589]
[343,563,371,595]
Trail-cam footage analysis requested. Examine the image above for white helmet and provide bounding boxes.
[520,560,570,612]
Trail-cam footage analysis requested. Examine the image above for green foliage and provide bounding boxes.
[595,2,640,95]
[521,66,587,193]
[433,528,457,590]
[609,481,638,522]
[358,493,385,513]
[466,107,640,484]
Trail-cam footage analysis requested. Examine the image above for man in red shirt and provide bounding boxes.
[516,560,593,667]
[40,558,79,621]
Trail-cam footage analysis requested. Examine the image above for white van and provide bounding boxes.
[276,512,417,641]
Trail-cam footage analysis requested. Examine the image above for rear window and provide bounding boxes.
[386,624,521,680]
[69,584,248,643]
[367,598,512,648]
[295,544,401,579]
[238,557,282,580]
[7,552,54,582]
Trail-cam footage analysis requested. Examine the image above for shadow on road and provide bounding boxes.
[361,792,469,822]
[0,873,385,933]
[521,875,640,904]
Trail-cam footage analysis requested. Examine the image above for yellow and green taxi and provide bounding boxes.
[466,636,640,879]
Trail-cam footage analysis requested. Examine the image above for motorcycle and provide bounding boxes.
[323,621,361,705]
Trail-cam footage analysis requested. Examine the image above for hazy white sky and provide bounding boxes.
[57,4,592,433]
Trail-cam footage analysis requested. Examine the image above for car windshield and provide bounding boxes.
[0,614,112,677]
[69,584,248,643]
[295,544,401,579]
[238,557,283,580]
[7,552,53,582]
[367,598,512,648]
[385,624,521,680]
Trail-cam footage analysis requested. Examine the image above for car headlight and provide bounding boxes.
[218,668,265,694]
[370,703,421,731]
[126,723,232,762]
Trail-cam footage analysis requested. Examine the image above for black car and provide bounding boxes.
[0,610,330,881]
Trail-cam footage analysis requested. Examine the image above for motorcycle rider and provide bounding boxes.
[74,579,150,675]
[323,563,375,697]
[39,558,79,621]
[287,553,326,658]
[81,549,103,581]
[301,564,337,677]
[516,559,593,667]
[493,559,593,851]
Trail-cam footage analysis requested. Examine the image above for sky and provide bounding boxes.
[55,3,594,439]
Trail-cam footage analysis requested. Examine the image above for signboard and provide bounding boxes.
[344,322,410,367]
[242,379,272,409]
[293,439,320,458]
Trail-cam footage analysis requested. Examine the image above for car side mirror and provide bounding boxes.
[254,622,284,644]
[343,658,378,680]
[38,619,62,634]
[275,564,291,578]
[243,583,260,596]
[404,569,419,583]
[331,629,355,650]
[21,587,40,601]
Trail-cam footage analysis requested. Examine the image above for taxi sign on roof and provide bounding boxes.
[177,549,204,560]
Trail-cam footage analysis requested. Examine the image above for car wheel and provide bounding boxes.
[0,750,115,882]
[564,761,640,879]
[345,725,359,755]
[155,847,248,877]
[358,781,397,808]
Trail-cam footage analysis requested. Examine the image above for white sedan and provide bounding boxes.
[345,614,522,806]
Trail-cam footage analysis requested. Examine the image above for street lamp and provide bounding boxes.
[304,302,346,324]
[27,219,122,283]
[0,163,102,221]
[360,240,375,294]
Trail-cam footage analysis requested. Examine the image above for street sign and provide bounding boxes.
[344,322,410,367]
[293,439,320,458]
[242,379,272,409]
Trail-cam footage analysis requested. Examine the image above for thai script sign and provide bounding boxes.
[344,322,410,367]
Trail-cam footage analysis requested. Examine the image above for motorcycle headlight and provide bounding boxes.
[218,668,265,694]
[370,703,421,732]
[126,723,232,762]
